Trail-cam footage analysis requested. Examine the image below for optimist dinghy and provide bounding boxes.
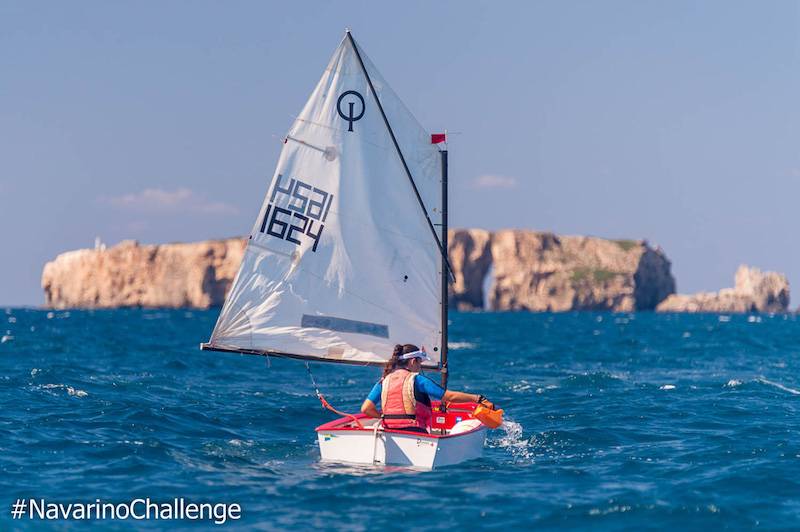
[201,30,496,468]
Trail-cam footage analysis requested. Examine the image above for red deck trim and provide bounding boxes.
[314,402,485,439]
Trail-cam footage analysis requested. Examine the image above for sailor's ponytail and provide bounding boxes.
[382,343,419,379]
[382,344,404,379]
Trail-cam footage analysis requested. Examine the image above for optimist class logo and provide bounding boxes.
[336,90,365,132]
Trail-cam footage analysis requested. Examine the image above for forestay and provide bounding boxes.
[204,33,444,367]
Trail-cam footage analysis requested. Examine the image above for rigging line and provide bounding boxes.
[305,361,323,397]
[345,31,455,283]
[304,362,364,428]
[292,115,436,158]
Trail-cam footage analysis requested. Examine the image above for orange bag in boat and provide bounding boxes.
[473,403,504,429]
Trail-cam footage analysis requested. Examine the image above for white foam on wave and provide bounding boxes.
[1,334,13,344]
[487,420,533,462]
[725,379,743,388]
[588,505,633,516]
[447,342,476,350]
[40,383,88,398]
[510,380,532,392]
[757,378,800,395]
[660,384,676,390]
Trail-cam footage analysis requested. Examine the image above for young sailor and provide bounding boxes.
[360,344,493,433]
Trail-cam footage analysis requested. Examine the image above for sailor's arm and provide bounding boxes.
[417,375,495,409]
[360,399,380,418]
[361,381,382,417]
[442,390,494,409]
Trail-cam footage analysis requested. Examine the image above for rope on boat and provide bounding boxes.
[304,362,364,428]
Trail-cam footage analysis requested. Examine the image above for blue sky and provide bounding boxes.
[2,1,799,306]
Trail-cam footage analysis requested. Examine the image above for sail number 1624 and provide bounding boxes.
[258,174,334,252]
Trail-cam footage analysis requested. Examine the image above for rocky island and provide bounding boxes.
[656,266,790,313]
[449,229,675,311]
[42,239,245,309]
[42,230,676,311]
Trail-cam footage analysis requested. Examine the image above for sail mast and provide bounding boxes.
[440,148,449,389]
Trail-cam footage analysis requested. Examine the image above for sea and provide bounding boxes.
[2,308,800,530]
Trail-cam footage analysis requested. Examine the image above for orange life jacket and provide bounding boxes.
[380,369,432,431]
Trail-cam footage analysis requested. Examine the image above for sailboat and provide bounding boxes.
[201,30,490,468]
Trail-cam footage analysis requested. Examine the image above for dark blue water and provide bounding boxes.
[2,309,800,529]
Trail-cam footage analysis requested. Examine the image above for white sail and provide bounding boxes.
[205,33,444,367]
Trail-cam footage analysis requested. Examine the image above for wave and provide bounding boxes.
[37,383,88,398]
[561,371,627,388]
[509,380,533,393]
[756,377,800,396]
[487,420,534,462]
[447,342,476,350]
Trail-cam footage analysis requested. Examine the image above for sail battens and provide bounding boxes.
[246,240,295,259]
[205,32,443,366]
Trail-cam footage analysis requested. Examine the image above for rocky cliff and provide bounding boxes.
[656,266,790,313]
[42,230,676,311]
[448,229,675,311]
[42,239,245,309]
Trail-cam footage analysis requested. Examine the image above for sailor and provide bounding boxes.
[360,343,493,434]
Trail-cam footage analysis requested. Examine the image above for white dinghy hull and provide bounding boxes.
[316,402,487,469]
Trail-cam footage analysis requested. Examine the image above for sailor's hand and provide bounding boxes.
[477,394,495,410]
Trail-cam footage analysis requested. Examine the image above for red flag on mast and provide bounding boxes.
[431,133,446,144]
